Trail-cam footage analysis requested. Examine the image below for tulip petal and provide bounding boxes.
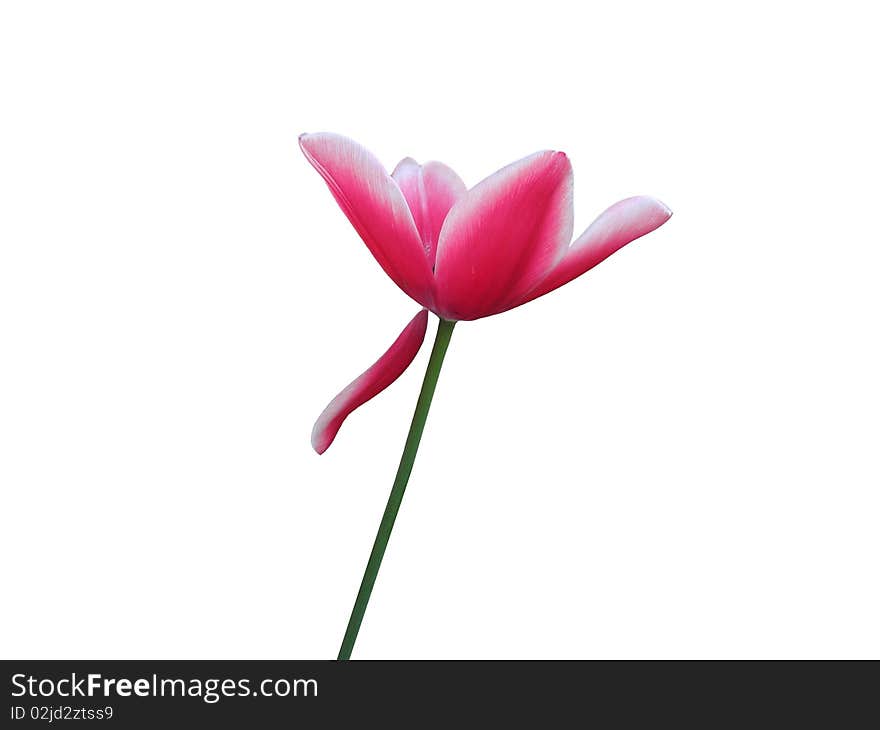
[300,133,434,306]
[512,196,673,308]
[433,151,573,320]
[392,158,467,270]
[311,309,429,454]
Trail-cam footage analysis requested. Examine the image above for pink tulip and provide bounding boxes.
[300,132,671,454]
[300,132,671,659]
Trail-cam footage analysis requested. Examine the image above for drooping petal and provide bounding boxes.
[299,133,434,306]
[392,158,466,269]
[311,309,429,454]
[508,196,672,309]
[432,151,573,321]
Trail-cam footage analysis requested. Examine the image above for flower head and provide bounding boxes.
[301,133,671,452]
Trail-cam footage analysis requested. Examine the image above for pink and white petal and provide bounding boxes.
[391,157,423,214]
[311,309,429,454]
[392,158,466,269]
[513,196,672,308]
[420,161,467,265]
[433,151,573,321]
[300,134,434,306]
[391,157,429,253]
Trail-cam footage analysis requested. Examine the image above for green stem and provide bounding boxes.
[337,317,456,660]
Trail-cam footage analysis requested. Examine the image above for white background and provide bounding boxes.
[1,1,878,659]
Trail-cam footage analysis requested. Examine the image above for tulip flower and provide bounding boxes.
[300,132,671,659]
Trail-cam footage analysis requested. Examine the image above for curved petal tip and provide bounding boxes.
[645,195,673,221]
